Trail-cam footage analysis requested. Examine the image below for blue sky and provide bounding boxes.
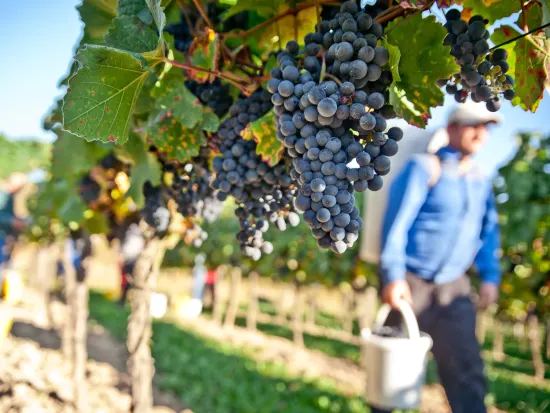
[1,1,549,175]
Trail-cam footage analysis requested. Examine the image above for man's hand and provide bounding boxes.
[382,280,412,309]
[478,282,499,309]
[11,218,26,232]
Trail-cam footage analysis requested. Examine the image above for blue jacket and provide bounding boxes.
[380,146,501,286]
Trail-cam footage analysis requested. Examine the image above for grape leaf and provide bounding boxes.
[202,109,220,132]
[385,14,459,128]
[187,30,220,83]
[153,69,204,128]
[84,211,111,234]
[116,132,161,207]
[118,0,165,32]
[241,111,283,166]
[381,38,401,83]
[104,15,159,53]
[77,0,118,46]
[258,4,317,48]
[146,114,207,162]
[511,33,548,112]
[51,129,110,180]
[63,45,150,144]
[462,0,518,22]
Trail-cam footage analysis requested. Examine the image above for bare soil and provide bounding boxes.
[0,289,186,413]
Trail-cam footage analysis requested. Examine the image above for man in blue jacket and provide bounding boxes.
[376,102,502,413]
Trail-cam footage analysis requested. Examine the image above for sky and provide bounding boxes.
[0,1,549,174]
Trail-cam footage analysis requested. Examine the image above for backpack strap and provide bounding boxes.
[412,153,442,188]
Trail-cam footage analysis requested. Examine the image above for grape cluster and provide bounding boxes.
[141,181,171,237]
[186,79,235,118]
[267,0,403,253]
[162,146,223,223]
[79,174,101,204]
[211,91,300,260]
[438,9,515,111]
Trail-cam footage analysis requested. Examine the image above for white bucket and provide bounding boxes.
[361,300,433,411]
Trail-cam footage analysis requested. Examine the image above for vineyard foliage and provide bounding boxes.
[35,0,549,259]
[495,133,550,318]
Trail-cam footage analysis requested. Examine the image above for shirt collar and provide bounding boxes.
[436,146,463,162]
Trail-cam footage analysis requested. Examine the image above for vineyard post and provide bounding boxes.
[127,235,164,413]
[72,235,92,413]
[527,315,545,381]
[306,288,317,328]
[492,317,505,362]
[246,271,259,331]
[61,240,76,361]
[292,280,304,347]
[342,289,355,334]
[212,265,227,325]
[223,266,242,328]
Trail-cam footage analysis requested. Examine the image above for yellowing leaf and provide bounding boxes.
[259,4,317,49]
[241,111,283,166]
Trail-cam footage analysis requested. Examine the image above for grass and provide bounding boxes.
[89,292,550,413]
[89,292,374,413]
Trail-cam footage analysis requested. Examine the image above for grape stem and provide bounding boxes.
[191,0,215,31]
[163,58,253,93]
[490,21,550,50]
[324,73,343,86]
[315,0,322,34]
[520,0,528,32]
[176,0,198,37]
[383,1,434,34]
[223,0,339,40]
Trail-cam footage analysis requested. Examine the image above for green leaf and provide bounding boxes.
[77,0,118,46]
[385,14,460,128]
[118,0,148,16]
[242,111,283,166]
[104,15,159,53]
[118,0,166,32]
[51,129,110,180]
[115,132,161,207]
[84,211,111,234]
[63,45,150,144]
[153,69,204,128]
[146,114,207,162]
[202,109,220,132]
[462,0,518,22]
[380,38,401,83]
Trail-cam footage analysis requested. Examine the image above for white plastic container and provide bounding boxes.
[361,301,433,411]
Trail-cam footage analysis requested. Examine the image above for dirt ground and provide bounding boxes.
[0,289,186,413]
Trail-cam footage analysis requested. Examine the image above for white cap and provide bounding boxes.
[447,101,503,126]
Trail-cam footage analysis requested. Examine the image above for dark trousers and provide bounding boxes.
[371,274,487,413]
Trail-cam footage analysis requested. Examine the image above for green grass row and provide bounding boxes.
[210,299,550,412]
[89,292,375,413]
[89,292,550,413]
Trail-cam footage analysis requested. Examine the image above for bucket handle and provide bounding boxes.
[372,300,420,340]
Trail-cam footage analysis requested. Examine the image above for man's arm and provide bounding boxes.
[380,158,431,286]
[475,188,502,285]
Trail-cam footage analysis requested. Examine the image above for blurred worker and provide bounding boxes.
[376,102,502,413]
[0,173,28,286]
[204,265,218,309]
[191,254,207,301]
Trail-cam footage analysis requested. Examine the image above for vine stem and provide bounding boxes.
[176,0,198,37]
[490,21,550,50]
[384,1,434,35]
[521,0,528,31]
[163,58,250,92]
[191,0,214,31]
[223,0,338,40]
